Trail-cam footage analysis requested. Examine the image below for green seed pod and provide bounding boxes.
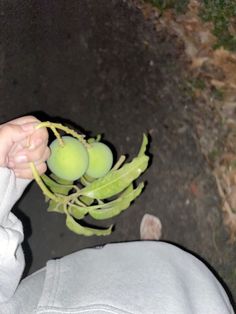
[86,142,113,179]
[47,136,89,181]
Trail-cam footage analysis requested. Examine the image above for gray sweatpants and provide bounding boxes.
[1,241,234,314]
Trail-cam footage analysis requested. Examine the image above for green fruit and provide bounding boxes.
[47,136,89,181]
[86,142,113,179]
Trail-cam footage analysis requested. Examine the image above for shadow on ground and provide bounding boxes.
[1,0,235,306]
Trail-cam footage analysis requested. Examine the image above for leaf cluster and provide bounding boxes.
[39,132,149,237]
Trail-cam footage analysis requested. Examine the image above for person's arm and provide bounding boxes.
[0,167,30,303]
[0,116,49,303]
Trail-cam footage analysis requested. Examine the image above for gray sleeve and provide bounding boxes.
[0,167,31,303]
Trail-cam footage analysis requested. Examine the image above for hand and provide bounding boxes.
[0,116,50,179]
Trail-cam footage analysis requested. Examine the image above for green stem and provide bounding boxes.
[80,176,90,186]
[69,200,85,208]
[36,121,89,148]
[51,126,64,146]
[66,190,82,201]
[74,198,88,207]
[64,203,68,215]
[111,155,126,171]
[30,163,62,202]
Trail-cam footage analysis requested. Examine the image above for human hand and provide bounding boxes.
[0,116,50,179]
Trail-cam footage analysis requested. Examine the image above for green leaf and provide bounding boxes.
[82,174,96,184]
[47,200,65,213]
[79,195,94,206]
[80,176,90,186]
[66,213,113,236]
[79,154,148,199]
[50,173,74,185]
[79,134,148,200]
[69,185,133,218]
[68,203,88,219]
[41,174,74,195]
[89,183,144,220]
[138,134,148,157]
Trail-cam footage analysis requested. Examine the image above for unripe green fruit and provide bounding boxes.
[47,136,89,181]
[86,142,113,179]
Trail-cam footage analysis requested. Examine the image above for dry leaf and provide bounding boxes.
[140,213,162,240]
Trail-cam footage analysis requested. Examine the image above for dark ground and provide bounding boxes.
[1,0,236,307]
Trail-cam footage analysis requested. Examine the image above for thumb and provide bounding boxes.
[0,122,37,166]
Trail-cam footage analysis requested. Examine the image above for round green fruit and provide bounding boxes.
[47,136,89,181]
[86,142,113,178]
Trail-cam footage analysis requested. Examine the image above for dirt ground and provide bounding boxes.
[1,0,236,307]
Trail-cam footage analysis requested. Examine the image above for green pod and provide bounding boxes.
[89,183,144,220]
[79,155,148,199]
[66,213,113,236]
[79,134,149,199]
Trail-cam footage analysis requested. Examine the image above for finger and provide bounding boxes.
[9,147,50,169]
[8,124,49,159]
[2,115,47,150]
[14,142,48,164]
[8,127,49,161]
[4,115,40,126]
[14,162,47,179]
[27,127,49,150]
[0,123,38,166]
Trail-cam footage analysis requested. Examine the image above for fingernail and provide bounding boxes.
[15,155,28,163]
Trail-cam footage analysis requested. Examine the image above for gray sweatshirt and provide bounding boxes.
[0,167,234,314]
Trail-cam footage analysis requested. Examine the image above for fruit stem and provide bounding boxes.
[66,189,82,202]
[30,162,62,202]
[36,121,89,148]
[51,126,64,147]
[80,176,90,186]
